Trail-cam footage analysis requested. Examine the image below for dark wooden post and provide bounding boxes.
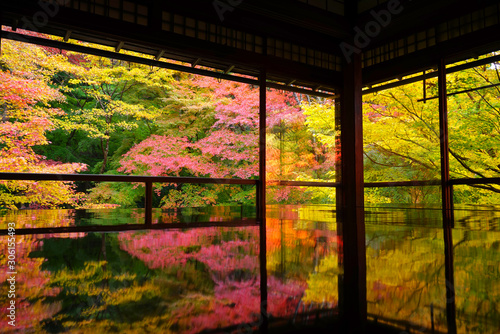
[145,181,153,225]
[438,59,454,224]
[438,58,457,334]
[339,52,367,332]
[258,68,268,333]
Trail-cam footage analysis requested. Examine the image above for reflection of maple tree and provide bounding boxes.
[118,226,307,331]
[0,209,85,332]
[0,235,61,332]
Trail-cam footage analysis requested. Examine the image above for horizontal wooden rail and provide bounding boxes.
[0,219,259,236]
[268,180,340,187]
[417,82,500,102]
[364,180,441,187]
[365,178,500,188]
[0,172,258,229]
[2,173,497,189]
[0,172,258,185]
[449,177,500,185]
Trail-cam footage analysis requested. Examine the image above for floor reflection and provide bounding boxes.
[0,205,498,333]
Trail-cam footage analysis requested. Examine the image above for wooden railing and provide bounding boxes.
[0,172,259,235]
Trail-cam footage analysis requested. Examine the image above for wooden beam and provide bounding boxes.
[224,64,235,74]
[64,30,72,42]
[0,10,2,54]
[438,59,453,222]
[268,180,339,187]
[157,0,350,50]
[0,219,259,236]
[339,52,367,332]
[154,49,164,61]
[115,40,125,52]
[0,1,343,90]
[145,181,153,226]
[418,82,500,102]
[364,52,500,95]
[438,58,457,334]
[11,18,18,31]
[0,172,258,185]
[363,0,500,51]
[2,32,336,98]
[363,24,500,86]
[191,57,201,67]
[258,68,268,333]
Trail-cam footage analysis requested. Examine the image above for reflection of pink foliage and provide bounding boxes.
[118,227,259,270]
[0,235,61,331]
[171,276,306,334]
[267,276,307,318]
[197,240,259,282]
[118,227,307,332]
[179,276,306,333]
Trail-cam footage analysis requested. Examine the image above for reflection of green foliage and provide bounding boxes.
[303,255,342,304]
[32,231,217,332]
[364,224,500,333]
[453,229,500,333]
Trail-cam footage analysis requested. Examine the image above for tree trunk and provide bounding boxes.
[100,137,109,174]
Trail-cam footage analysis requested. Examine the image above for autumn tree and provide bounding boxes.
[118,76,329,207]
[363,60,500,204]
[0,37,86,209]
[50,54,172,174]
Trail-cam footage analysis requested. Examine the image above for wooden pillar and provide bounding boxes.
[438,59,457,334]
[438,59,454,223]
[0,10,2,55]
[145,181,153,226]
[339,53,367,332]
[258,69,268,333]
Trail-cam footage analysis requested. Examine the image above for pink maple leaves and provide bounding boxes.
[119,77,303,182]
[0,70,86,208]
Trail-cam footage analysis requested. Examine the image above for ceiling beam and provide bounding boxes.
[63,29,72,42]
[157,0,351,53]
[363,23,500,86]
[115,40,124,52]
[361,0,500,51]
[191,57,201,68]
[0,2,342,90]
[154,49,165,61]
[2,31,336,98]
